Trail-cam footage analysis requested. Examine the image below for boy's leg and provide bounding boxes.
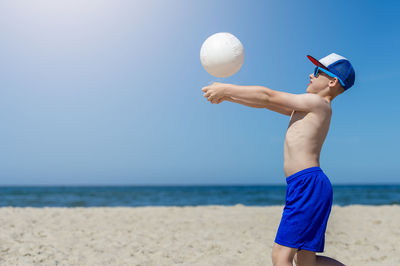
[272,243,297,266]
[294,250,345,266]
[294,250,316,266]
[316,255,345,266]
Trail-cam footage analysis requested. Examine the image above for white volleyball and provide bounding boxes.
[200,32,245,78]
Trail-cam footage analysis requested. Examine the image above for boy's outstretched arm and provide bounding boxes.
[202,82,292,116]
[201,82,326,114]
[224,96,293,116]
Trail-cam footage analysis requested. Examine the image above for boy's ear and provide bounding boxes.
[329,77,340,88]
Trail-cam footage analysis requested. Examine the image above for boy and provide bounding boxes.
[201,53,355,266]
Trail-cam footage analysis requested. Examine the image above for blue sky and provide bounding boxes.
[0,0,399,185]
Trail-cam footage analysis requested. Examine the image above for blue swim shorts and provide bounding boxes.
[275,166,333,252]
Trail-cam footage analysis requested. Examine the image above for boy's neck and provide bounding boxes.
[316,87,338,103]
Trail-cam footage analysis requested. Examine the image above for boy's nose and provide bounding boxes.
[309,73,314,79]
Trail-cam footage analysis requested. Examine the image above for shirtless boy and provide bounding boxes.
[201,53,355,266]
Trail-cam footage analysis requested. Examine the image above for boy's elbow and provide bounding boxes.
[263,88,275,106]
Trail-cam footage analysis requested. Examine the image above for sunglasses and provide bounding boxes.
[314,67,345,87]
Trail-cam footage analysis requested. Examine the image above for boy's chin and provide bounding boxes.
[306,86,318,94]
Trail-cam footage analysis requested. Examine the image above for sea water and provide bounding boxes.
[0,185,398,207]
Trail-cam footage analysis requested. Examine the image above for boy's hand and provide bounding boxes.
[201,82,228,104]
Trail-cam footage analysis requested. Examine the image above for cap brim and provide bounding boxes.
[307,55,328,70]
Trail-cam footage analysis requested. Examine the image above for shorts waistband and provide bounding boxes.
[286,166,322,184]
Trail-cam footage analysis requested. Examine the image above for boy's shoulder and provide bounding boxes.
[300,93,331,112]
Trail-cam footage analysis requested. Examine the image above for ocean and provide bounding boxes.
[0,185,399,207]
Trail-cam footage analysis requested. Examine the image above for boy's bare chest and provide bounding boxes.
[285,110,330,144]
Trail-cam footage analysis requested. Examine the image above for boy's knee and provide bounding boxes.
[271,248,281,265]
[272,243,296,266]
[294,250,317,266]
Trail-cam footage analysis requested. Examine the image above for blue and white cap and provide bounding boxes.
[307,53,355,90]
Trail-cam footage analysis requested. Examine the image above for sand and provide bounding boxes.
[0,205,398,265]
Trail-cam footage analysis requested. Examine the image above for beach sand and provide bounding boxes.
[0,205,398,265]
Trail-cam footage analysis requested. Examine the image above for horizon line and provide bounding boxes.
[0,183,399,187]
